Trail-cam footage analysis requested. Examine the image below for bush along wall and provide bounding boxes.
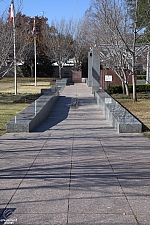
[107,84,150,94]
[137,75,146,80]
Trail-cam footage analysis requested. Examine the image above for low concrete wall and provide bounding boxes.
[95,90,142,133]
[56,78,68,92]
[6,87,59,133]
[56,78,68,86]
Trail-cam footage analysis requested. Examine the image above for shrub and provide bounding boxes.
[107,85,124,94]
[137,75,146,80]
[107,84,150,94]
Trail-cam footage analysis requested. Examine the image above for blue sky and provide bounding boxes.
[0,0,91,23]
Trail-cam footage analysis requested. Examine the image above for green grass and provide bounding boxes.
[0,102,29,136]
[0,77,56,136]
[0,92,41,136]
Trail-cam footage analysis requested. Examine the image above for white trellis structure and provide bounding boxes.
[92,44,150,83]
[88,44,150,94]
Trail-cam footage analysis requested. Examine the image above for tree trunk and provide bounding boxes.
[125,82,130,96]
[122,81,125,94]
[59,65,61,78]
[122,68,129,96]
[132,0,138,102]
[132,54,137,102]
[30,59,34,78]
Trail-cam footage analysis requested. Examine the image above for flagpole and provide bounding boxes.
[34,35,37,86]
[33,17,37,86]
[12,0,17,94]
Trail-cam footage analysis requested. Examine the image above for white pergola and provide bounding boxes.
[94,44,150,83]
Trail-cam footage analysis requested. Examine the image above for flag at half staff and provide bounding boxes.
[8,0,14,22]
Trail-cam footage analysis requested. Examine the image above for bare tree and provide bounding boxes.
[85,0,150,101]
[0,13,14,78]
[72,18,91,71]
[43,19,75,78]
[0,1,31,78]
[85,0,131,95]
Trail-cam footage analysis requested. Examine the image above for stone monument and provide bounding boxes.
[88,47,100,93]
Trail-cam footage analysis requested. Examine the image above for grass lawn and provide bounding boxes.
[0,78,150,139]
[112,93,150,139]
[0,77,55,136]
[0,102,29,136]
[0,77,54,93]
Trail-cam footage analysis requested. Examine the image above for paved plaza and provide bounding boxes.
[0,83,150,225]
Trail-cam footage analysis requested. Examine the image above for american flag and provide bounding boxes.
[8,0,14,22]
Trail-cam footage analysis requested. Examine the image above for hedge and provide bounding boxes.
[107,84,150,94]
[137,75,146,80]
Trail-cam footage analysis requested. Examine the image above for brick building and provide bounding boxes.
[100,69,133,90]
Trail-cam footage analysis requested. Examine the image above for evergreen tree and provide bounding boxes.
[126,0,150,41]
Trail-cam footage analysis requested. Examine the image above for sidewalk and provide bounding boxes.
[0,83,150,225]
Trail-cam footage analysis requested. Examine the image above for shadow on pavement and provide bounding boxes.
[33,96,72,132]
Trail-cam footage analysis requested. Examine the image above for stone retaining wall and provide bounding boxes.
[95,90,142,133]
[6,87,59,133]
